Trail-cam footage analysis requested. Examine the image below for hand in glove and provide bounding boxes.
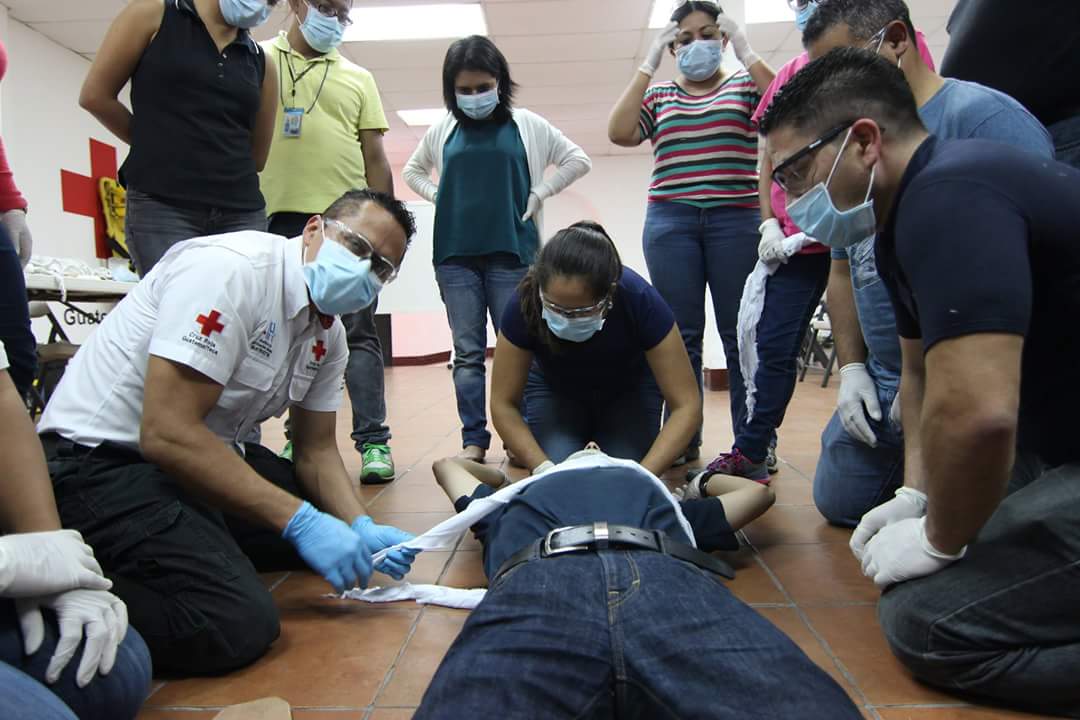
[17,589,128,687]
[0,530,112,598]
[641,21,679,77]
[283,502,373,593]
[351,516,418,580]
[861,516,965,589]
[757,218,789,264]
[521,192,542,223]
[850,487,927,561]
[1,209,32,267]
[716,14,761,69]
[838,363,883,447]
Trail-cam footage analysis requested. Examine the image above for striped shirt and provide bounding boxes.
[639,72,761,208]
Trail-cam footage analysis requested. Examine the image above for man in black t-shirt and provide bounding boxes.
[759,48,1080,716]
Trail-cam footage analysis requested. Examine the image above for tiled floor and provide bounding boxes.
[139,364,1055,719]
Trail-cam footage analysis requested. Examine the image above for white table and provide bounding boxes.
[24,274,136,339]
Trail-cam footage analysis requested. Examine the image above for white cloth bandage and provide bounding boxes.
[341,583,487,610]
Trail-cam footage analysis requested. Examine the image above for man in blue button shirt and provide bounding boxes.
[759,47,1080,715]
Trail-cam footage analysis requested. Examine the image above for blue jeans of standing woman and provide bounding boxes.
[435,253,529,450]
[643,202,760,450]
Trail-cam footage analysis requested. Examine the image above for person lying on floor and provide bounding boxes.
[412,447,858,719]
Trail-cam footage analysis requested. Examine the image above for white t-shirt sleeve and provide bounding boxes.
[298,322,347,412]
[147,250,261,386]
[0,340,8,372]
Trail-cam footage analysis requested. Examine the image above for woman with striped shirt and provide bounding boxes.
[608,0,774,464]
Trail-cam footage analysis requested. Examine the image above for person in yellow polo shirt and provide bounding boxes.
[260,0,397,484]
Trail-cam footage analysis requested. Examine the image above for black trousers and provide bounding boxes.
[44,437,308,676]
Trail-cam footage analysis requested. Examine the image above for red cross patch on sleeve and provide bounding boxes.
[196,310,225,336]
[312,340,327,362]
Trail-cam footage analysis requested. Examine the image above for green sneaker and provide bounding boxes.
[279,440,293,462]
[360,443,396,485]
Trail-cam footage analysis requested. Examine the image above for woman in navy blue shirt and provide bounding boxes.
[492,222,701,477]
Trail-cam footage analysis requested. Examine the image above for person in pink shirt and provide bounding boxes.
[700,0,935,482]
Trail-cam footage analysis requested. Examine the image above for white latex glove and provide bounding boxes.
[1,209,32,266]
[757,218,788,263]
[17,589,128,687]
[889,392,902,430]
[716,14,761,69]
[838,363,883,447]
[861,516,966,589]
[521,192,541,223]
[641,21,679,77]
[850,487,927,561]
[532,460,555,475]
[0,530,112,598]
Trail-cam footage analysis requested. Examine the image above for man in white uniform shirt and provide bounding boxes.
[39,190,418,675]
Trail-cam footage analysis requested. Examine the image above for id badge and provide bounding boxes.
[283,107,304,138]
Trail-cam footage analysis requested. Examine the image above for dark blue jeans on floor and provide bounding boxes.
[524,367,663,464]
[643,201,760,448]
[415,551,861,719]
[878,454,1080,717]
[734,251,830,462]
[435,254,528,450]
[0,224,35,399]
[1051,114,1080,169]
[0,600,152,720]
[269,212,389,447]
[125,188,267,276]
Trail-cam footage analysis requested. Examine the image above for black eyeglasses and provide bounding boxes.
[771,121,854,194]
[308,0,353,26]
[325,219,399,284]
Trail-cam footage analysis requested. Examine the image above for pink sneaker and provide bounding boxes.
[705,448,770,485]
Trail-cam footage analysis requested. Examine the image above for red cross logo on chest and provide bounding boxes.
[312,340,327,362]
[196,310,225,336]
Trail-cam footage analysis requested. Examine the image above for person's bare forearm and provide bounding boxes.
[640,403,699,476]
[492,400,548,471]
[745,60,776,95]
[898,340,927,493]
[827,260,868,367]
[83,100,132,145]
[759,149,774,222]
[142,423,300,532]
[365,155,394,197]
[0,376,62,533]
[294,445,367,523]
[607,72,651,146]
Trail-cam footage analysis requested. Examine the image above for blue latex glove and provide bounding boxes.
[351,516,418,580]
[282,502,373,593]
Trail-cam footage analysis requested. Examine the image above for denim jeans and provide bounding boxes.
[846,236,902,387]
[435,254,529,449]
[45,438,307,675]
[878,454,1080,717]
[0,224,36,399]
[415,551,861,719]
[524,367,664,464]
[643,201,760,446]
[269,212,389,447]
[0,600,152,720]
[125,188,267,276]
[1050,114,1080,170]
[813,384,904,527]
[734,251,830,462]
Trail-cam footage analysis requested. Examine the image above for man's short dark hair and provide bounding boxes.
[758,48,925,139]
[802,0,918,48]
[324,189,417,246]
[442,36,518,124]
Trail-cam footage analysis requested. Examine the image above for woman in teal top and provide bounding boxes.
[404,35,591,463]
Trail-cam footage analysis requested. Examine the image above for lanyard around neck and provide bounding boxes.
[279,48,331,114]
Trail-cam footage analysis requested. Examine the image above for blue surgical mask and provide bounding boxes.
[456,88,499,120]
[303,223,384,315]
[300,5,345,53]
[542,307,605,343]
[785,129,878,250]
[676,40,723,82]
[794,1,818,32]
[218,0,272,29]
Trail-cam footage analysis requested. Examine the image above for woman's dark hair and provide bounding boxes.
[671,0,722,24]
[442,36,518,124]
[519,221,623,352]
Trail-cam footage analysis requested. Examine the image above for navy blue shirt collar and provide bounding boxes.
[175,0,260,54]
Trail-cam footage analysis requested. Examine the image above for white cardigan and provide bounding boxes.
[402,108,592,240]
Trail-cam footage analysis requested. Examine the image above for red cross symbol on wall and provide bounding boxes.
[60,139,119,259]
[197,310,225,337]
[312,340,327,362]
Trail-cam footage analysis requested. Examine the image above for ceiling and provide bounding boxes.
[4,0,956,162]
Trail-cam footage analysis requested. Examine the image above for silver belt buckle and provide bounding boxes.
[542,522,610,557]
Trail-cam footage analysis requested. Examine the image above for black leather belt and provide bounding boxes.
[493,522,735,582]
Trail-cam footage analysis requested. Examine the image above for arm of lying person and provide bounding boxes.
[640,326,702,477]
[290,406,369,525]
[491,333,549,472]
[140,356,302,532]
[0,368,62,534]
[921,333,1021,554]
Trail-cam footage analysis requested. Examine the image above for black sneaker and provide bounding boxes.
[766,441,779,475]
